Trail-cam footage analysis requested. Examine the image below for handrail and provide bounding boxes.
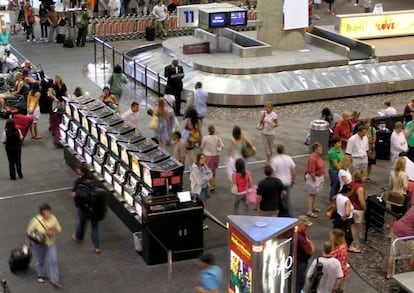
[391,235,414,276]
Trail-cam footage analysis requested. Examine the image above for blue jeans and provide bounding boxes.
[76,209,100,249]
[329,172,340,201]
[32,242,59,283]
[296,261,308,293]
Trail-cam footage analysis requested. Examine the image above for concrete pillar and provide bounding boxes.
[257,0,306,50]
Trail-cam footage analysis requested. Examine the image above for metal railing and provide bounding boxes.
[93,37,167,107]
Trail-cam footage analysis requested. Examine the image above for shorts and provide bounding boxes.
[156,19,167,32]
[305,173,324,194]
[205,155,219,172]
[27,106,40,123]
[353,209,365,224]
[390,233,414,256]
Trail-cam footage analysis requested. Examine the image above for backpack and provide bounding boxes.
[75,11,87,27]
[309,257,324,293]
[88,187,109,222]
[74,183,91,211]
[27,11,35,24]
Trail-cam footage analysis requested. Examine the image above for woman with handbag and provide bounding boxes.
[26,203,63,288]
[190,153,212,230]
[200,124,224,192]
[388,157,409,229]
[364,118,376,183]
[231,158,251,215]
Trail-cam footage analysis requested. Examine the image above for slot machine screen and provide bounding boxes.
[81,115,89,130]
[131,156,141,178]
[143,167,152,188]
[93,160,102,175]
[123,191,134,207]
[76,128,88,157]
[106,155,117,173]
[93,145,107,175]
[114,180,123,195]
[110,139,119,156]
[61,114,71,128]
[84,152,93,165]
[120,147,129,166]
[135,201,142,218]
[85,136,96,155]
[103,169,113,185]
[100,131,108,148]
[72,107,80,122]
[91,123,98,138]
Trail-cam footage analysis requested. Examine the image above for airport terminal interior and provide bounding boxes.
[0,0,414,292]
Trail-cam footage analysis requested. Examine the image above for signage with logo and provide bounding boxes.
[336,10,414,39]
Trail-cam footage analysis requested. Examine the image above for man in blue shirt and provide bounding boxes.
[195,254,223,293]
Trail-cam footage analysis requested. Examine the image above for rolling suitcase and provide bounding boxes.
[63,39,74,48]
[9,244,31,273]
[145,20,155,41]
[56,33,65,43]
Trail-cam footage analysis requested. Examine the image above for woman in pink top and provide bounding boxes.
[330,228,348,291]
[305,142,325,218]
[231,158,252,215]
[350,170,366,249]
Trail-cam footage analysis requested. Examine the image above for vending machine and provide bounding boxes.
[227,216,298,293]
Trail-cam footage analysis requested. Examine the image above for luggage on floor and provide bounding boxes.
[56,33,65,43]
[63,39,74,48]
[9,244,31,273]
[145,26,155,41]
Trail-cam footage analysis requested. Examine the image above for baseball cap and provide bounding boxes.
[298,215,312,226]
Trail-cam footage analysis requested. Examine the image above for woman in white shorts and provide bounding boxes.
[27,81,42,139]
[305,142,325,218]
[350,169,366,249]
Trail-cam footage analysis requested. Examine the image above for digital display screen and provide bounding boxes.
[135,201,142,218]
[123,191,134,207]
[121,148,129,166]
[68,137,75,150]
[111,140,119,156]
[85,153,93,165]
[209,13,227,27]
[85,137,96,154]
[114,181,123,195]
[81,116,89,130]
[65,103,71,115]
[93,161,102,175]
[76,144,83,157]
[131,156,140,178]
[143,167,152,188]
[59,127,67,142]
[91,124,98,138]
[61,114,71,128]
[106,156,116,172]
[230,11,247,26]
[100,132,108,148]
[73,109,80,122]
[97,145,106,161]
[103,169,113,185]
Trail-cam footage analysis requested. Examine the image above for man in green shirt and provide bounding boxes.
[327,137,344,201]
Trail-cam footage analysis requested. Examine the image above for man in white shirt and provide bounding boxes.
[346,125,369,175]
[194,82,208,120]
[2,48,19,74]
[380,101,397,116]
[121,102,139,128]
[307,241,343,293]
[152,0,168,39]
[270,144,296,217]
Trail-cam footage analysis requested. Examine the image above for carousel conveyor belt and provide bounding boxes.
[124,46,414,107]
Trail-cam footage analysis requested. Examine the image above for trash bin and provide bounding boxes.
[309,120,329,155]
[133,232,143,253]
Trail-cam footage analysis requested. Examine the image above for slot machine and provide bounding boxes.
[59,113,72,144]
[92,143,109,178]
[80,106,113,133]
[101,122,135,156]
[113,162,130,199]
[118,138,158,179]
[64,95,95,122]
[140,157,184,196]
[102,152,119,186]
[87,112,115,141]
[95,115,124,145]
[108,130,145,158]
[74,127,89,159]
[77,100,105,130]
[83,135,99,166]
[66,120,81,151]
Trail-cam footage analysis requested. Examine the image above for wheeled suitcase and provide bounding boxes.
[63,39,74,48]
[145,26,155,41]
[9,245,31,273]
[56,33,65,43]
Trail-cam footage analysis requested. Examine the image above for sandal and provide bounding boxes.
[312,207,321,213]
[37,277,45,283]
[306,212,318,218]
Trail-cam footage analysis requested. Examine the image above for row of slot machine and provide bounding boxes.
[59,95,185,226]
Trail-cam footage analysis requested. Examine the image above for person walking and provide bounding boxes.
[75,4,89,47]
[306,241,343,293]
[27,203,63,288]
[328,137,345,201]
[364,118,376,182]
[258,101,278,164]
[270,144,296,217]
[194,254,223,293]
[153,98,170,149]
[231,158,252,215]
[71,163,101,254]
[38,2,48,41]
[295,215,315,293]
[1,119,23,180]
[194,81,208,128]
[181,108,200,165]
[329,228,349,291]
[190,153,212,230]
[27,81,42,140]
[200,124,224,192]
[108,64,128,101]
[305,142,325,218]
[164,59,184,115]
[163,87,176,144]
[24,4,36,42]
[255,165,286,216]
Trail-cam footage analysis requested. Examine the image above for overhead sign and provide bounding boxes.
[177,5,200,28]
[336,10,414,39]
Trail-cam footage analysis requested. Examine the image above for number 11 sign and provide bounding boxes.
[177,6,200,28]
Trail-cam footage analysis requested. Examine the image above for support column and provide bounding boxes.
[257,0,306,50]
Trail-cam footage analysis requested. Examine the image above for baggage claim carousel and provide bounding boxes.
[122,25,414,107]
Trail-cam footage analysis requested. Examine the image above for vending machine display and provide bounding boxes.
[66,120,81,151]
[95,115,125,146]
[140,157,184,195]
[92,143,109,176]
[84,135,99,165]
[102,153,119,186]
[74,127,89,159]
[59,114,72,144]
[109,131,145,157]
[113,162,130,197]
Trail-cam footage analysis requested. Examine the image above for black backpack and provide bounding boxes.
[309,257,324,293]
[88,187,109,222]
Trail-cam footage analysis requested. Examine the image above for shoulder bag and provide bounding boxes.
[27,217,47,245]
[149,114,159,130]
[386,191,406,207]
[241,136,256,158]
[245,173,257,205]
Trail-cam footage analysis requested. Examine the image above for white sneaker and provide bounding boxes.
[44,39,48,42]
[26,39,30,42]
[32,38,36,42]
[39,37,43,41]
